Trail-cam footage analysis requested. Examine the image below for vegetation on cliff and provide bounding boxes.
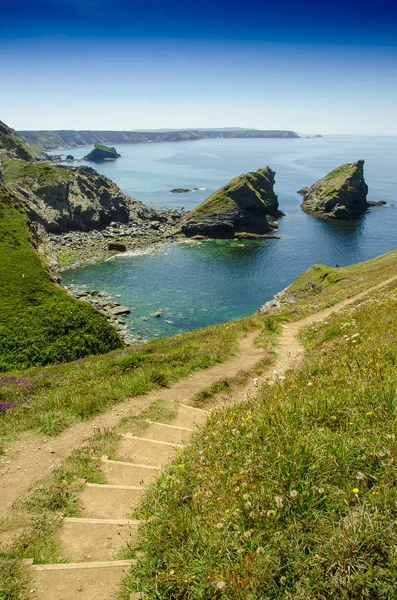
[0,120,46,162]
[17,129,299,150]
[179,167,282,238]
[301,160,369,219]
[0,184,122,372]
[127,276,397,599]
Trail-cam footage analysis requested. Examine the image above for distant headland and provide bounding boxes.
[17,128,300,150]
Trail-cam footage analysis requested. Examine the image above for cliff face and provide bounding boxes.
[300,160,369,219]
[4,161,155,233]
[178,167,282,238]
[0,120,46,161]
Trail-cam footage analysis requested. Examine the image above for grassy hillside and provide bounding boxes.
[0,184,121,373]
[3,159,70,183]
[126,279,397,599]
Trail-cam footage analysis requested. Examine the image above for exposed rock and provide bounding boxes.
[177,167,282,238]
[5,162,156,233]
[108,242,127,252]
[0,120,46,162]
[152,311,163,318]
[300,160,369,219]
[109,305,131,316]
[297,187,311,196]
[171,188,200,193]
[367,200,387,207]
[84,144,120,162]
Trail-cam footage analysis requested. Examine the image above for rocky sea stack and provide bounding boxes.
[178,167,282,238]
[84,143,121,162]
[300,160,369,219]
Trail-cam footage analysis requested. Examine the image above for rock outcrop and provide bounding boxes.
[177,167,282,238]
[84,144,120,162]
[0,120,46,162]
[4,161,155,233]
[300,161,369,219]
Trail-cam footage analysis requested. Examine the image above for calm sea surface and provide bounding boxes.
[62,136,397,341]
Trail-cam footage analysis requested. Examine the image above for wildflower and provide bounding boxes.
[234,486,240,492]
[307,382,313,387]
[317,488,324,494]
[267,510,276,517]
[352,488,360,494]
[215,581,225,590]
[290,489,298,498]
[366,411,374,416]
[216,522,224,529]
[274,495,284,508]
[244,530,252,538]
[169,569,175,575]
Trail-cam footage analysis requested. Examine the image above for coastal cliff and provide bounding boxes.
[3,160,152,233]
[300,160,369,219]
[0,120,46,162]
[17,128,300,150]
[177,167,282,238]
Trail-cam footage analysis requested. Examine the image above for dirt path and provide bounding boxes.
[0,333,263,517]
[2,274,397,517]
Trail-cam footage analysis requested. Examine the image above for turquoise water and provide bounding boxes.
[62,136,397,341]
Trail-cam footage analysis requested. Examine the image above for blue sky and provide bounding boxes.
[0,0,396,134]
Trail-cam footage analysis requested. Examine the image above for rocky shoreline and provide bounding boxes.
[48,208,185,270]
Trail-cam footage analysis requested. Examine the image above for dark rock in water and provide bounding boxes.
[300,160,369,219]
[367,200,387,207]
[66,154,74,160]
[171,188,192,193]
[84,144,121,162]
[177,167,282,238]
[108,242,127,252]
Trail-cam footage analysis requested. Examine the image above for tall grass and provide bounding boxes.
[125,283,397,599]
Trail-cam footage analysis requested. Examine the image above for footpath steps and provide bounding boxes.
[29,403,208,600]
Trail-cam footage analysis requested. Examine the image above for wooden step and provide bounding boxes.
[57,518,140,562]
[101,457,160,486]
[30,560,134,600]
[79,484,144,519]
[172,404,208,429]
[117,435,182,467]
[133,420,194,444]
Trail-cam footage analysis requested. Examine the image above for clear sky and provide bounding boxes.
[1,0,396,134]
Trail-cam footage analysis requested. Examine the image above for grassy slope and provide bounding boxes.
[127,280,397,599]
[2,249,397,441]
[0,184,121,374]
[3,159,70,183]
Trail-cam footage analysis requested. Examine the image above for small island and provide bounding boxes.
[300,160,368,219]
[176,166,283,238]
[171,187,200,193]
[84,143,121,162]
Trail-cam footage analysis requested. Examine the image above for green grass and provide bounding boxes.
[3,160,70,183]
[122,281,397,599]
[0,184,121,373]
[0,314,261,440]
[2,247,397,442]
